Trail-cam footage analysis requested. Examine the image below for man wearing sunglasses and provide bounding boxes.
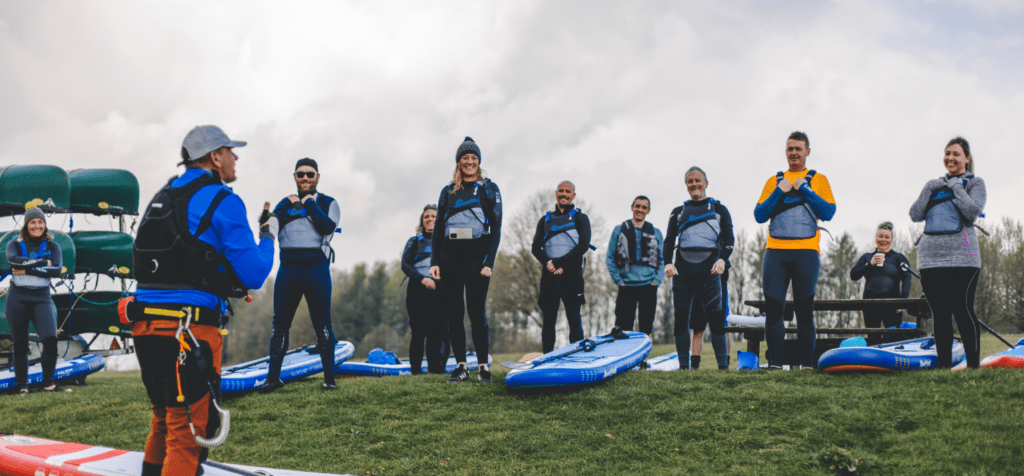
[260,158,342,392]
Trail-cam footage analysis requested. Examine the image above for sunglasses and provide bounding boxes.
[295,172,318,179]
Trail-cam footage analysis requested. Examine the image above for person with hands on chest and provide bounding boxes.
[606,195,664,342]
[909,136,987,368]
[753,131,836,370]
[401,205,449,375]
[260,158,342,393]
[664,167,733,370]
[532,181,592,353]
[849,222,911,329]
[429,137,502,384]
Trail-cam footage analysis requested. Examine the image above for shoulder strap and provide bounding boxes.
[193,188,233,239]
[39,240,47,256]
[19,240,26,258]
[776,171,785,181]
[545,212,551,222]
[569,209,577,218]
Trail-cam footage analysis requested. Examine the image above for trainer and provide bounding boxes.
[606,195,664,338]
[753,131,836,369]
[849,221,911,328]
[909,137,986,368]
[261,158,341,392]
[664,167,733,370]
[532,181,592,353]
[401,204,448,374]
[132,125,274,475]
[429,137,502,384]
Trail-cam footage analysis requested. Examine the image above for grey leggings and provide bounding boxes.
[5,285,59,388]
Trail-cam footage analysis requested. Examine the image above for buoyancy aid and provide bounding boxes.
[676,198,721,251]
[412,233,433,277]
[768,170,819,240]
[615,220,659,269]
[12,240,53,288]
[133,173,248,299]
[923,174,974,235]
[444,181,492,240]
[542,209,581,259]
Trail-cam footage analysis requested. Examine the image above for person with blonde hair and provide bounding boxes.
[849,222,912,328]
[429,137,502,384]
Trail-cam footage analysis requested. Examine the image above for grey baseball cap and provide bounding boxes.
[180,125,247,164]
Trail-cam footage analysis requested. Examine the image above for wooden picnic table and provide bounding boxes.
[731,298,932,366]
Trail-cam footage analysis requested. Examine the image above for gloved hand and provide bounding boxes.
[259,224,275,241]
[258,202,271,226]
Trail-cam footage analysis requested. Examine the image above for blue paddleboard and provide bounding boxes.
[0,353,105,391]
[818,336,964,373]
[335,353,489,377]
[639,352,680,371]
[504,331,651,390]
[221,341,354,393]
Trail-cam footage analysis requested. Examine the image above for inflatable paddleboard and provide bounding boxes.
[0,434,354,475]
[726,314,765,327]
[0,354,105,391]
[642,352,680,371]
[335,353,489,377]
[818,336,965,373]
[221,341,354,393]
[953,337,1024,370]
[504,330,651,390]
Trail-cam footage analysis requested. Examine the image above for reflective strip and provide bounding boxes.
[44,446,116,465]
[143,308,186,319]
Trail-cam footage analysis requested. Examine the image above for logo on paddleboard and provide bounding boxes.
[1,435,35,443]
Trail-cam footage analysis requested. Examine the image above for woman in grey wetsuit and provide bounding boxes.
[4,207,69,394]
[909,136,986,368]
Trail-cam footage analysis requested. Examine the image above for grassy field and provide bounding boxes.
[2,334,1023,475]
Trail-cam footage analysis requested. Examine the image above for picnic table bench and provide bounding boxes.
[728,298,931,367]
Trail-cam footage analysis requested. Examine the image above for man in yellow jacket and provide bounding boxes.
[753,131,836,369]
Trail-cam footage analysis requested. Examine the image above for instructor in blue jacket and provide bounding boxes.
[260,158,342,392]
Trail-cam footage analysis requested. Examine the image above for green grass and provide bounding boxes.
[2,335,1023,475]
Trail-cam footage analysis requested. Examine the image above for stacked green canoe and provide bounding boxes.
[1,165,138,343]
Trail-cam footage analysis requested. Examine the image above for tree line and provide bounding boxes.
[223,190,1024,366]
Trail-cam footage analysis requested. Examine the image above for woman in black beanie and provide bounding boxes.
[429,137,502,384]
[4,207,68,394]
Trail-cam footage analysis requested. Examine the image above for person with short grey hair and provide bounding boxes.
[664,167,734,370]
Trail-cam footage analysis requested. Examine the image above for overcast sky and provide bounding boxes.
[2,1,1023,272]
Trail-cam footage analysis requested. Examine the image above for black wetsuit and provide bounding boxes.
[401,232,448,374]
[4,238,62,390]
[849,250,912,328]
[531,204,591,353]
[432,180,502,367]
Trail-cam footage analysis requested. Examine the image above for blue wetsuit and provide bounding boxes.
[267,193,341,386]
[402,232,448,374]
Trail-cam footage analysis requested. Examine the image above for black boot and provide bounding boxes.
[690,355,701,370]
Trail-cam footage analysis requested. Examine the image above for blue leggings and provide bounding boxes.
[762,249,820,367]
[268,261,336,385]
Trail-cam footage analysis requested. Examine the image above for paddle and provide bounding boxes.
[901,263,1015,349]
[202,460,262,476]
[501,327,629,370]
